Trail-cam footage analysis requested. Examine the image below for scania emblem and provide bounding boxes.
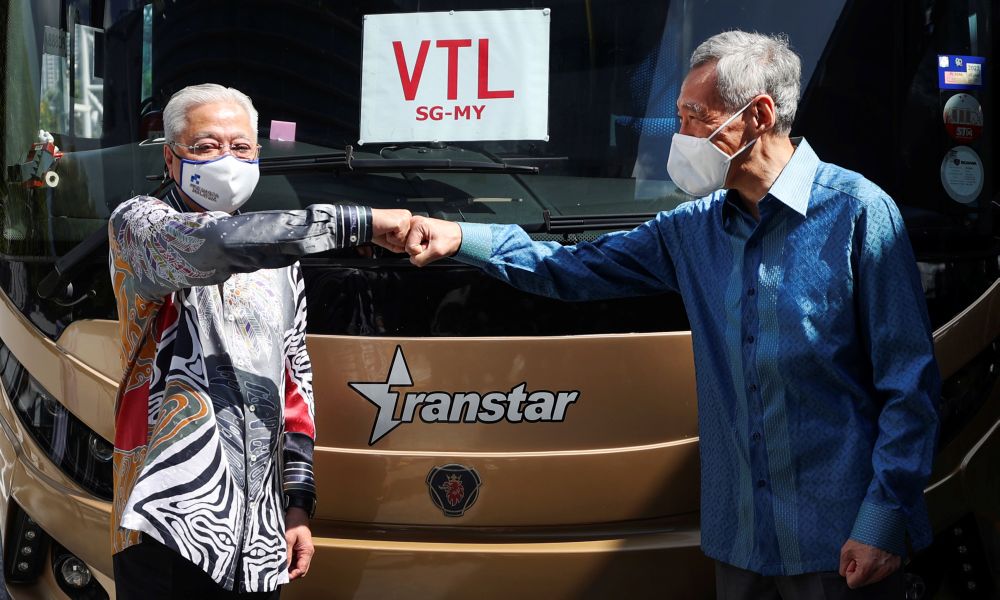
[427,464,482,517]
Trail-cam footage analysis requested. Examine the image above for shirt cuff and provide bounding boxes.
[359,206,374,243]
[284,491,316,518]
[455,223,493,267]
[331,205,373,247]
[849,500,907,556]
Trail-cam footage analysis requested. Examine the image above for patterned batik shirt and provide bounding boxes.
[108,186,372,592]
[453,139,941,576]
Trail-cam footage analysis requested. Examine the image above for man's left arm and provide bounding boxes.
[282,262,317,580]
[842,194,941,588]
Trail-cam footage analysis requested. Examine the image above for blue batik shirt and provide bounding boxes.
[454,139,941,576]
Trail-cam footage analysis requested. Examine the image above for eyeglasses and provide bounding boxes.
[169,141,261,160]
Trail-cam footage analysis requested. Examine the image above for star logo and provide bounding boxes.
[349,346,413,445]
[349,346,580,446]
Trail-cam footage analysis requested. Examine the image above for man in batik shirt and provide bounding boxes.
[108,83,410,598]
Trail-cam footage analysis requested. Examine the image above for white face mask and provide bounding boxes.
[666,99,758,197]
[177,153,260,213]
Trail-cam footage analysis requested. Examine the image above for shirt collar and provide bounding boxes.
[163,184,186,212]
[766,137,818,217]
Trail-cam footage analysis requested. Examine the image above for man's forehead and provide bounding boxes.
[677,63,722,113]
[184,102,252,138]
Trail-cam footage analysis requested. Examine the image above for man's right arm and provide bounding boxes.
[405,215,680,301]
[109,196,409,301]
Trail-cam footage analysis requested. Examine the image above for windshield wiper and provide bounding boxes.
[37,225,108,305]
[258,146,538,175]
[39,178,174,304]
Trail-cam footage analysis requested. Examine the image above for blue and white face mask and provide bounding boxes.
[178,154,260,213]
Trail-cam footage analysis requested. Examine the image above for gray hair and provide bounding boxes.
[163,83,259,142]
[690,30,801,135]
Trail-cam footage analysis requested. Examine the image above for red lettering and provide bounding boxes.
[394,40,431,101]
[429,106,444,120]
[478,39,514,99]
[455,105,471,119]
[472,105,485,119]
[436,39,473,100]
[416,106,429,121]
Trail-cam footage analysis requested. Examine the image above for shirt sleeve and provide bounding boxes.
[282,262,316,506]
[453,213,681,300]
[849,194,941,555]
[109,196,373,302]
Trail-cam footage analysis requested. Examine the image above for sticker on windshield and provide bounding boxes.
[350,346,579,445]
[942,93,983,143]
[937,55,985,90]
[359,9,551,144]
[940,146,984,204]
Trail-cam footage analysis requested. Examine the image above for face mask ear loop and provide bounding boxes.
[707,97,758,142]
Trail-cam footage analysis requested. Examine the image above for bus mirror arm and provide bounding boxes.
[37,226,109,303]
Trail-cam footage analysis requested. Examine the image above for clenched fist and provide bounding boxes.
[371,209,413,253]
[405,215,463,266]
[839,538,900,589]
[285,507,314,580]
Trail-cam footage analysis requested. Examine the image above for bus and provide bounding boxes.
[0,0,997,598]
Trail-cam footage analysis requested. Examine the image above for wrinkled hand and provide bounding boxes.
[371,209,412,253]
[405,215,463,266]
[285,507,314,580]
[839,539,900,589]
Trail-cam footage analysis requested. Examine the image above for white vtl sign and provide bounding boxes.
[359,9,551,144]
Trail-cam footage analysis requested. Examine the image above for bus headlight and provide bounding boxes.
[0,341,113,500]
[52,542,108,599]
[58,555,93,588]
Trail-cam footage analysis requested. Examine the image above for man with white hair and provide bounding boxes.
[404,31,940,598]
[108,83,411,598]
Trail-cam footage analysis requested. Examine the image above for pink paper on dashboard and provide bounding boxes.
[269,120,296,141]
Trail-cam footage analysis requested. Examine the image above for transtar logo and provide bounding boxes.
[350,346,580,445]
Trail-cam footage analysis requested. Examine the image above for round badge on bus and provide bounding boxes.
[940,146,984,205]
[943,93,983,143]
[427,464,482,517]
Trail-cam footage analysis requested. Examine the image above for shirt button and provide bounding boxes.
[228,314,235,321]
[751,431,761,442]
[350,235,358,242]
[757,479,766,488]
[249,405,256,413]
[747,288,756,297]
[746,335,755,344]
[748,383,758,393]
[250,455,257,462]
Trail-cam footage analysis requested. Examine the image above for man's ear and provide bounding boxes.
[751,94,777,133]
[162,144,178,182]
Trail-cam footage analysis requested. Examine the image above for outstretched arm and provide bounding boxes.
[405,214,681,301]
[109,196,410,301]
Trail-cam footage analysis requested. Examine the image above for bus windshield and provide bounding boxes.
[5,0,846,252]
[2,0,994,337]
